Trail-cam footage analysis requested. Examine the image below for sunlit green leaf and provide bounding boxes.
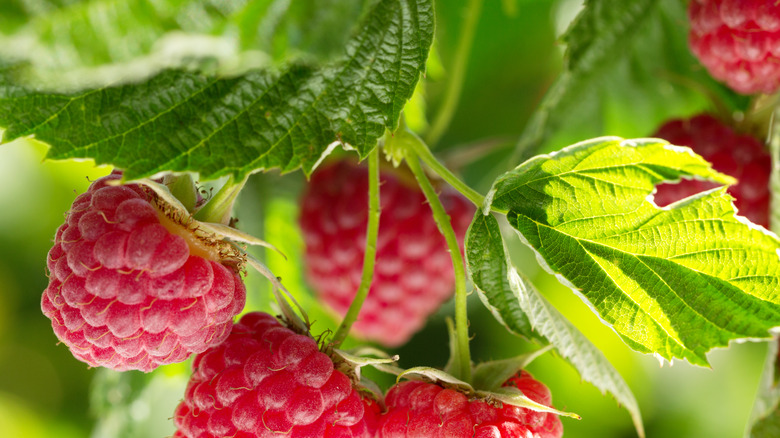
[466,212,644,437]
[491,137,780,366]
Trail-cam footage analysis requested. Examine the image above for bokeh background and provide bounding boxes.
[0,0,768,437]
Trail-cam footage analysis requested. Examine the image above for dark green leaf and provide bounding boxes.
[0,0,434,180]
[466,212,644,437]
[491,137,780,366]
[466,210,539,341]
[512,0,748,162]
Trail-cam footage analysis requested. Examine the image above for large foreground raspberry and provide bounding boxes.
[173,312,380,438]
[652,113,770,227]
[378,371,563,438]
[42,173,246,372]
[689,0,780,94]
[299,160,474,347]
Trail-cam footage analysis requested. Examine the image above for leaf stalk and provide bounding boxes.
[406,130,486,207]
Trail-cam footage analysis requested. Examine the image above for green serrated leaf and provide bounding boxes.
[471,346,552,393]
[466,212,644,437]
[466,210,541,341]
[512,0,748,162]
[0,0,434,180]
[490,137,780,367]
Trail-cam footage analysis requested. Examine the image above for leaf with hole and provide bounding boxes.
[489,136,780,367]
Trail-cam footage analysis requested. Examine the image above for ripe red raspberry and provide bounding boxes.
[688,0,780,94]
[41,173,246,372]
[299,160,474,347]
[377,371,563,438]
[652,113,770,227]
[173,311,380,438]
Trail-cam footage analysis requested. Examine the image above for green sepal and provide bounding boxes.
[471,346,552,393]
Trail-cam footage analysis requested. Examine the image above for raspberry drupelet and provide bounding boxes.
[42,172,246,372]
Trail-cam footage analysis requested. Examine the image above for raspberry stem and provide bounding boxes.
[425,0,484,148]
[406,130,485,208]
[331,148,381,347]
[404,142,472,383]
[193,174,248,224]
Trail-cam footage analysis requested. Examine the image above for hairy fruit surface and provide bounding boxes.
[652,114,770,228]
[42,173,246,372]
[689,0,780,94]
[299,160,474,346]
[173,311,380,438]
[378,370,563,438]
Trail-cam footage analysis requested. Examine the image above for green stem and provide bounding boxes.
[404,147,472,383]
[331,148,381,347]
[406,130,485,207]
[193,174,248,224]
[424,0,484,147]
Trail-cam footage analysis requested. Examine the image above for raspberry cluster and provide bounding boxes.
[173,312,380,438]
[42,173,246,372]
[652,113,770,228]
[377,371,563,438]
[299,160,474,346]
[689,0,780,94]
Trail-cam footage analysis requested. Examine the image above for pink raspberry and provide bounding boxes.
[172,312,380,438]
[689,0,780,94]
[652,113,770,228]
[41,173,246,372]
[377,370,563,438]
[299,160,474,347]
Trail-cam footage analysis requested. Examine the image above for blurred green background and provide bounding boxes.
[0,0,769,437]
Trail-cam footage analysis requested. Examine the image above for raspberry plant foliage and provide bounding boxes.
[3,0,780,437]
[0,0,433,180]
